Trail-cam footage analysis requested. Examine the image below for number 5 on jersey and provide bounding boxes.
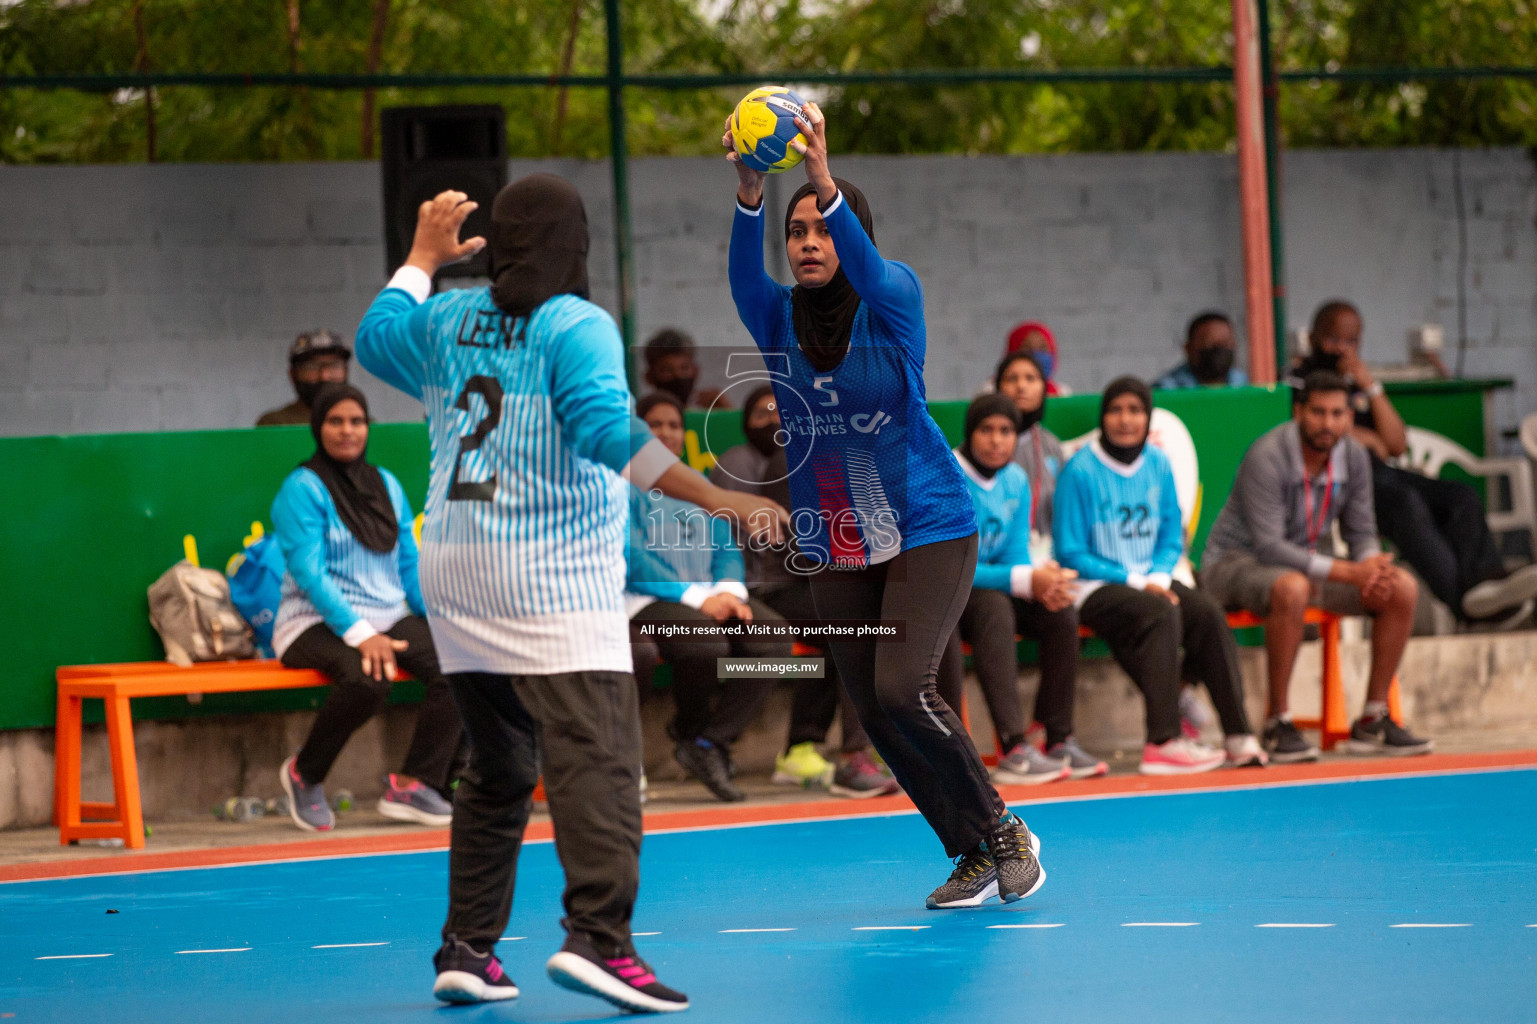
[449,375,504,501]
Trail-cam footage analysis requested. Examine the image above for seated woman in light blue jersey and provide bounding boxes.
[271,384,461,832]
[937,395,1106,785]
[1052,377,1264,776]
[627,392,785,803]
[995,350,1066,547]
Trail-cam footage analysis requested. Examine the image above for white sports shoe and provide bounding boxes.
[1139,737,1225,776]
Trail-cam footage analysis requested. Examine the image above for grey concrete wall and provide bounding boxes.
[1,148,1533,437]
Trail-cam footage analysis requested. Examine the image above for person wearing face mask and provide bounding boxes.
[995,350,1066,541]
[256,330,353,426]
[270,384,462,833]
[936,395,1106,785]
[709,385,900,799]
[1287,300,1537,624]
[355,178,787,1012]
[1004,321,1071,396]
[727,102,1045,913]
[1153,312,1249,390]
[1053,377,1266,774]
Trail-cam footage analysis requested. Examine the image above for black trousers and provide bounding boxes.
[1372,460,1506,615]
[756,582,870,754]
[1078,581,1251,745]
[936,588,1081,751]
[280,616,461,792]
[630,598,781,749]
[809,534,1004,859]
[441,670,642,957]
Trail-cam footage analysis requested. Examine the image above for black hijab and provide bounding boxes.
[959,394,1021,481]
[302,384,399,554]
[742,383,780,457]
[995,350,1049,433]
[1098,376,1153,465]
[786,178,875,372]
[489,173,590,318]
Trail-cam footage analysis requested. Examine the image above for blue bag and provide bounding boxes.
[227,535,286,657]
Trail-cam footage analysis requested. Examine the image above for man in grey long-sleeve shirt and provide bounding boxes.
[1200,370,1431,762]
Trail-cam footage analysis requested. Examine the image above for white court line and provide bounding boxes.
[1122,922,1199,927]
[1390,923,1471,928]
[633,932,661,937]
[987,923,1064,929]
[1256,923,1335,928]
[852,926,929,932]
[36,953,113,960]
[720,928,796,933]
[175,947,252,954]
[499,936,526,941]
[312,942,389,949]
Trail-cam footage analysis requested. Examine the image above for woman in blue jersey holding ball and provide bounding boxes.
[724,102,1044,910]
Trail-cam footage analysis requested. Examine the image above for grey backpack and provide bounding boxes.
[147,561,257,665]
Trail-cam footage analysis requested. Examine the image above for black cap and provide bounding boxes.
[289,330,351,365]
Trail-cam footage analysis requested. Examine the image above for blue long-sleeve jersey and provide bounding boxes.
[270,466,423,656]
[954,451,1036,597]
[1052,441,1184,605]
[624,486,748,615]
[354,271,678,675]
[728,191,975,567]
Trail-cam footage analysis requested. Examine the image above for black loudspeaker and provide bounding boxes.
[381,105,507,279]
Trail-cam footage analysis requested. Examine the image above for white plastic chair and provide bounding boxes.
[1396,425,1537,557]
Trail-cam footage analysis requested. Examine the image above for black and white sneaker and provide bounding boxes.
[546,931,689,1014]
[674,740,745,802]
[1341,713,1434,757]
[1262,716,1320,763]
[432,935,519,1004]
[986,814,1046,903]
[925,845,998,909]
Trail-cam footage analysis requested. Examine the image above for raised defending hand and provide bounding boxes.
[723,115,766,207]
[405,190,486,276]
[790,102,836,206]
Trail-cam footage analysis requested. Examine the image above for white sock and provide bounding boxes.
[1362,700,1389,720]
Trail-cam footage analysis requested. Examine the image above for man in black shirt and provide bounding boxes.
[1288,301,1537,623]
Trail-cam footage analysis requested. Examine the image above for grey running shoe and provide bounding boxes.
[279,755,333,832]
[829,750,901,798]
[1262,717,1319,764]
[433,935,519,1004]
[1341,713,1434,757]
[378,773,453,826]
[674,740,745,802]
[1046,737,1109,779]
[986,814,1046,903]
[1462,564,1537,619]
[926,845,998,909]
[992,743,1070,785]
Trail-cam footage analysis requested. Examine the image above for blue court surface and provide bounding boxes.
[4,767,1535,1023]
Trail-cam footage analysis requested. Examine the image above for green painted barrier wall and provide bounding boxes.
[0,380,1500,732]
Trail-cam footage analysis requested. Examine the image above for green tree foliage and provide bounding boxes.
[1,0,1534,163]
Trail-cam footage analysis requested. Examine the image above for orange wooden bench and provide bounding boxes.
[55,660,351,849]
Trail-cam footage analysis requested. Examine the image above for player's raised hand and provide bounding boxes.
[405,190,486,276]
[791,102,835,205]
[723,115,766,207]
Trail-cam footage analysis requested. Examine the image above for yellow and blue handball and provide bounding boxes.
[731,86,809,173]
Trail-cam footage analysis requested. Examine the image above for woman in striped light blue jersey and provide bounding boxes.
[937,395,1107,786]
[626,392,781,803]
[725,103,1043,912]
[1052,377,1266,775]
[271,384,461,833]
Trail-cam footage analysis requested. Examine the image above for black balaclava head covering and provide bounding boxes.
[1098,376,1153,465]
[786,177,875,373]
[489,173,590,318]
[303,384,399,554]
[959,394,1021,480]
[742,383,781,457]
[994,350,1049,433]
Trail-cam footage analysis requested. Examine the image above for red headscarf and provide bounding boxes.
[1006,321,1061,395]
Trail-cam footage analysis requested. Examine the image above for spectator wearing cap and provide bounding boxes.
[257,330,353,427]
[1154,312,1249,390]
[1004,321,1071,396]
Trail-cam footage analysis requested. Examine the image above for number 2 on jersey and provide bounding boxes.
[449,376,504,501]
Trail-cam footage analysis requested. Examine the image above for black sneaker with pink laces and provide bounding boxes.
[432,935,519,1004]
[546,930,689,1014]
